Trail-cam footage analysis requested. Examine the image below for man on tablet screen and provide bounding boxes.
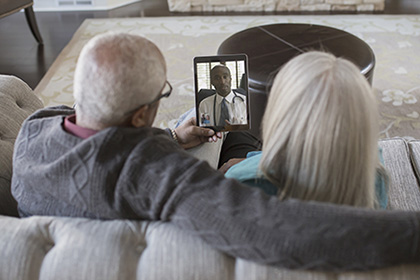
[199,65,247,128]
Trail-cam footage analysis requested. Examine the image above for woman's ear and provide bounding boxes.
[131,105,150,128]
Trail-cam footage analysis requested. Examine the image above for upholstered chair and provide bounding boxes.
[0,0,43,44]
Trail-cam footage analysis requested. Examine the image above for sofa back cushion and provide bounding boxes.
[1,215,420,280]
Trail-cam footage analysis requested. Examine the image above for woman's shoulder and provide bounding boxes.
[225,151,279,196]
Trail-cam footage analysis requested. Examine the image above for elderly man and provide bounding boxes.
[11,33,420,270]
[198,65,247,127]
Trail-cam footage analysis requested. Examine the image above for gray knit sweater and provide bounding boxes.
[11,106,420,271]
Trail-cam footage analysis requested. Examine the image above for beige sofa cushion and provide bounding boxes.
[0,75,43,216]
[1,215,420,280]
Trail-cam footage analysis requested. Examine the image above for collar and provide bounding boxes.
[63,114,99,139]
[216,91,235,104]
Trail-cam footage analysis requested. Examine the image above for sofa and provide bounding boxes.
[1,74,420,279]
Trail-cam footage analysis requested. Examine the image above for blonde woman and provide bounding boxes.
[224,51,388,209]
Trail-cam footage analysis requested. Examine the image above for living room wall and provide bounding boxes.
[167,0,385,12]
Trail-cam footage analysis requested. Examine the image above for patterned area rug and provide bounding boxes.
[35,15,420,139]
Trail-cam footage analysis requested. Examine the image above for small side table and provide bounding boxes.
[218,23,375,138]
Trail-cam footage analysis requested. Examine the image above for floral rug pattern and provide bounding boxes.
[35,15,420,139]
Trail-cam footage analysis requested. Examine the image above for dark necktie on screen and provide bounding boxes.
[219,98,230,126]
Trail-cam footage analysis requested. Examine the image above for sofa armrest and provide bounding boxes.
[0,75,43,216]
[379,138,420,211]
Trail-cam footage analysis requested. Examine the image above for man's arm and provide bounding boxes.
[122,137,420,271]
[165,161,420,270]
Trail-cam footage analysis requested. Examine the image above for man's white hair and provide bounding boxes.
[260,51,384,208]
[73,32,166,127]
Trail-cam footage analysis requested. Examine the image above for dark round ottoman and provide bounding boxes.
[217,23,375,139]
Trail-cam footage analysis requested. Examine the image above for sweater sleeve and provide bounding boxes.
[169,163,420,270]
[121,136,420,271]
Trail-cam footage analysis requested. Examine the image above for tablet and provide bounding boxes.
[194,54,249,132]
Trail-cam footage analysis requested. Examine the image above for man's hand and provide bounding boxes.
[174,117,222,149]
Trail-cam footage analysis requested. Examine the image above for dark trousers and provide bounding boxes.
[218,131,262,168]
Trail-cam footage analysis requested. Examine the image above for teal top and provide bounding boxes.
[225,150,389,209]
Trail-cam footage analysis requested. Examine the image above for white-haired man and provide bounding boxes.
[11,33,420,270]
[72,32,220,147]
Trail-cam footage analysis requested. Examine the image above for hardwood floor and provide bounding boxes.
[0,0,419,89]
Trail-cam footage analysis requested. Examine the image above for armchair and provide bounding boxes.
[0,0,43,44]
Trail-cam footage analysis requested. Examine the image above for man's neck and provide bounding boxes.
[217,91,231,98]
[64,115,99,139]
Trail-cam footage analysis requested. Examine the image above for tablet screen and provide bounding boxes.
[194,54,249,132]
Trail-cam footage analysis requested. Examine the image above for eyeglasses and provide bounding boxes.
[144,81,172,105]
[123,81,172,118]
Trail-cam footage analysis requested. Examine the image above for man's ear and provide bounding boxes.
[131,105,150,128]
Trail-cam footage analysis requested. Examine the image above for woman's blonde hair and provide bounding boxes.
[260,51,382,208]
